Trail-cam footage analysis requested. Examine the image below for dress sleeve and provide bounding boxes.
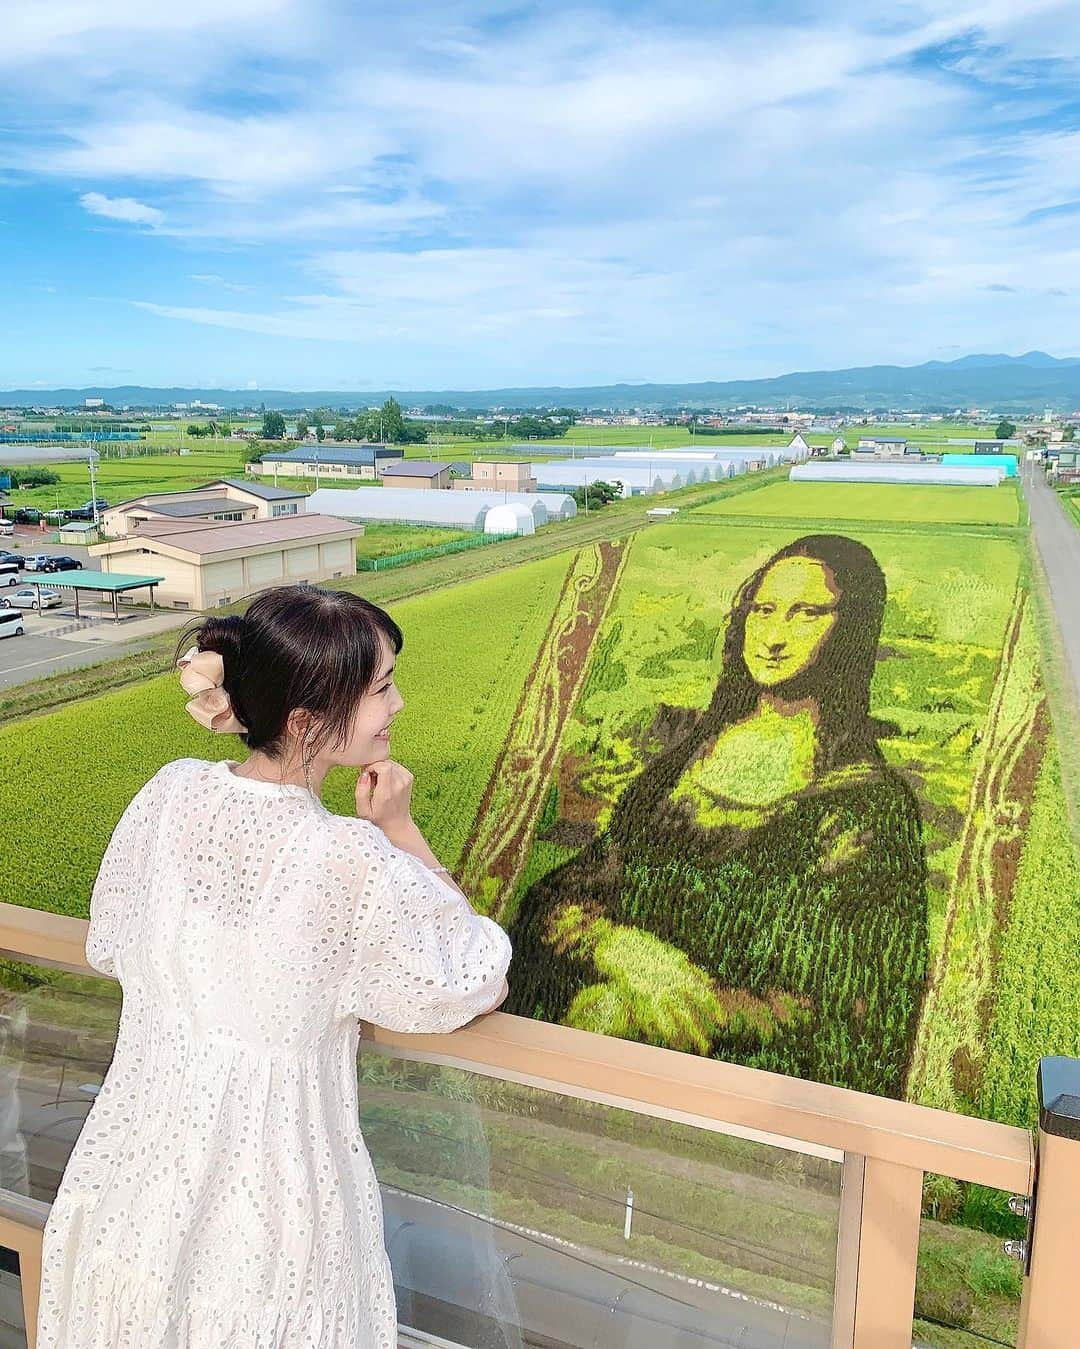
[335,837,512,1032]
[85,765,173,976]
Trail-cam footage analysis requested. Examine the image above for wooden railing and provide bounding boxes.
[0,900,1076,1348]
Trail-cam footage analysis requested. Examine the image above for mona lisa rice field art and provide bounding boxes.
[460,520,1079,1127]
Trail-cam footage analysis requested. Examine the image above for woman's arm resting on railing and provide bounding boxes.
[335,825,511,1032]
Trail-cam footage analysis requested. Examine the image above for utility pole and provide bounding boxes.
[87,444,100,527]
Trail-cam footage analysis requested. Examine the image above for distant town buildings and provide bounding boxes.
[102,479,305,538]
[853,436,921,461]
[455,461,538,493]
[250,445,405,482]
[379,461,452,490]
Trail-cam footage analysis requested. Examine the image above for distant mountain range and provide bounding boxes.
[5,351,1080,412]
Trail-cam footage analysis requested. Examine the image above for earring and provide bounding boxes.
[301,734,314,791]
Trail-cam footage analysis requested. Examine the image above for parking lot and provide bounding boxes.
[0,530,192,691]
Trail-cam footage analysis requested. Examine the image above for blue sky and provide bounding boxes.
[3,0,1080,391]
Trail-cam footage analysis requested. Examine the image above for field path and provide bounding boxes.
[906,590,1044,1112]
[457,540,627,918]
[1023,461,1080,715]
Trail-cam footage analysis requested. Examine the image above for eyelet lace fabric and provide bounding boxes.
[37,757,512,1349]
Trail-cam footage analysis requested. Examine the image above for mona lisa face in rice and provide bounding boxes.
[743,556,841,688]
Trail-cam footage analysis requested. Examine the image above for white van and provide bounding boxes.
[0,609,25,638]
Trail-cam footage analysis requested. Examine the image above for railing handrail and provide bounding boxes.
[0,900,1033,1194]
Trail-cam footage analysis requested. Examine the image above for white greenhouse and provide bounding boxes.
[484,502,536,536]
[308,487,491,529]
[307,486,573,530]
[613,449,766,467]
[611,437,812,463]
[568,455,753,484]
[789,463,1005,488]
[564,456,711,484]
[534,463,683,496]
[603,454,745,479]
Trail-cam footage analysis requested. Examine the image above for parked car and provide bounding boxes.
[0,562,20,585]
[63,499,108,521]
[0,550,22,567]
[0,520,13,537]
[0,609,25,638]
[38,555,82,573]
[13,508,42,525]
[23,555,53,572]
[0,587,63,610]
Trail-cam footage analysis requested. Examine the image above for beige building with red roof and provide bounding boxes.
[89,513,363,611]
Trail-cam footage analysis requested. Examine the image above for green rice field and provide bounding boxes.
[693,479,1021,527]
[355,522,478,561]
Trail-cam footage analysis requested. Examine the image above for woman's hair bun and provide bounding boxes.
[174,613,245,688]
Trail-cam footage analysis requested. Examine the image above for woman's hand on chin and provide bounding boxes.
[355,758,414,835]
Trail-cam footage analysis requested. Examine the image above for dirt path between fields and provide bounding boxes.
[457,540,627,917]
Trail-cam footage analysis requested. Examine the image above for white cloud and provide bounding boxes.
[189,274,248,292]
[8,1,1080,382]
[80,191,164,226]
[52,108,392,198]
[0,0,295,67]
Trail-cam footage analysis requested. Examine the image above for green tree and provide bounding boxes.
[571,479,621,510]
[378,397,406,443]
[313,408,333,443]
[185,423,205,438]
[261,411,286,440]
[1063,426,1076,441]
[7,467,60,488]
[995,419,1017,440]
[296,416,311,440]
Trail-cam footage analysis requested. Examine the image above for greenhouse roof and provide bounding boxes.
[309,486,574,527]
[790,464,1003,487]
[308,487,490,528]
[941,453,1018,478]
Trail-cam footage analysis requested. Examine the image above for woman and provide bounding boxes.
[507,534,927,1098]
[37,585,512,1349]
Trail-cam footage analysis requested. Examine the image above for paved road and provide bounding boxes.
[1021,460,1080,713]
[0,530,190,693]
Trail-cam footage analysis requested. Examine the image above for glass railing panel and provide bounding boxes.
[359,1049,841,1349]
[0,953,845,1347]
[912,1175,1025,1348]
[0,1247,28,1349]
[0,959,121,1206]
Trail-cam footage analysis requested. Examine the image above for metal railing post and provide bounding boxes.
[1018,1056,1080,1348]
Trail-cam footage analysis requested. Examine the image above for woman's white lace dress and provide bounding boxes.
[36,757,511,1348]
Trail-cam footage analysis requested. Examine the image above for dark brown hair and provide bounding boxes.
[174,586,403,757]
